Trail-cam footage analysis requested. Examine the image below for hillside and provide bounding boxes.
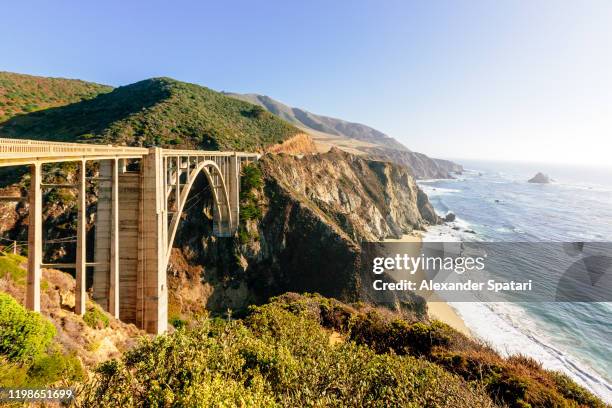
[227,93,463,178]
[0,76,301,151]
[0,72,111,122]
[228,93,408,151]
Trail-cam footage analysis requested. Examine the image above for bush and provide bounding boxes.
[241,164,263,195]
[0,253,27,285]
[26,351,84,386]
[83,303,110,329]
[0,292,56,362]
[76,303,495,407]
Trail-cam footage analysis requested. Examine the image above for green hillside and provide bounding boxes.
[0,72,112,122]
[0,76,301,151]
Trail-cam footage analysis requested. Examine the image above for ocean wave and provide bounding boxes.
[449,301,612,403]
[423,222,612,402]
[419,186,462,196]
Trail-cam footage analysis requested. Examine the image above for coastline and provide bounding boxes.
[418,171,612,403]
[383,232,472,337]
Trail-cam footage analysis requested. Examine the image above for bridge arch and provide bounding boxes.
[165,159,232,267]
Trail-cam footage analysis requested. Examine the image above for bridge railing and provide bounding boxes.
[0,138,150,166]
[160,149,260,159]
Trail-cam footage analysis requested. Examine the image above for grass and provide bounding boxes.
[0,76,301,151]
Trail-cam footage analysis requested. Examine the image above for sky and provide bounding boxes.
[2,0,611,166]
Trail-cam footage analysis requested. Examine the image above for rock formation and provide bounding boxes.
[528,172,551,183]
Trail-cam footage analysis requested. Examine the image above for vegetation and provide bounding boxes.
[265,294,608,408]
[76,298,494,407]
[83,303,110,329]
[0,292,84,387]
[0,252,27,285]
[0,71,111,122]
[0,76,301,151]
[240,163,264,221]
[238,163,264,244]
[0,292,55,361]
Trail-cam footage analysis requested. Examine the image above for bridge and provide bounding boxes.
[0,138,259,333]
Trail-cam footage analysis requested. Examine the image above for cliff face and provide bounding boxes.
[168,149,438,317]
[260,148,437,241]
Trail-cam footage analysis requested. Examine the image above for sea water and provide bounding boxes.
[419,159,612,402]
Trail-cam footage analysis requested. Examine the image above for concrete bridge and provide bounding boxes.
[0,138,259,333]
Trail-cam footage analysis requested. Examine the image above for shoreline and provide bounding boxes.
[383,232,472,337]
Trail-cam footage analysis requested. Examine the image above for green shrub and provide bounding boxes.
[83,303,110,329]
[27,351,84,386]
[0,292,56,362]
[76,303,495,407]
[550,371,606,408]
[241,164,263,193]
[169,315,187,329]
[0,253,27,285]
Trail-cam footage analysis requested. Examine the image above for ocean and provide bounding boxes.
[418,159,612,402]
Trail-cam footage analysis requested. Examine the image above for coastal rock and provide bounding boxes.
[528,172,551,184]
[444,212,456,222]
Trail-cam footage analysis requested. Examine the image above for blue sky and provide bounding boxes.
[2,0,611,166]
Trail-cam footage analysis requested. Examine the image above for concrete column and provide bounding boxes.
[138,148,167,334]
[117,171,140,324]
[75,160,87,315]
[109,159,120,318]
[228,153,239,233]
[26,163,42,312]
[93,161,111,311]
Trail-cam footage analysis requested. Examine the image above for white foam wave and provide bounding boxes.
[449,301,612,403]
[421,187,462,197]
[423,223,612,402]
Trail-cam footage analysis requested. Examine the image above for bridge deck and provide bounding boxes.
[0,138,259,166]
[0,138,149,166]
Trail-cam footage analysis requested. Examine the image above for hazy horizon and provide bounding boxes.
[2,0,611,167]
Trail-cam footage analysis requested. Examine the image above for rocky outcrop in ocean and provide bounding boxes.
[528,172,552,183]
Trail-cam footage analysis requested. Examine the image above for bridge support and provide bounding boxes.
[92,159,121,318]
[75,161,87,315]
[26,164,42,312]
[229,153,240,232]
[138,148,167,334]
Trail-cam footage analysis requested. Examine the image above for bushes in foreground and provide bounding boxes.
[76,302,494,407]
[267,293,607,408]
[0,292,55,362]
[0,292,84,387]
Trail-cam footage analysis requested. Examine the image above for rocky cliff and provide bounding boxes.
[167,148,438,319]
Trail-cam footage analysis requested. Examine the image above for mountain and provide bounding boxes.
[0,72,111,122]
[227,93,463,178]
[0,76,301,151]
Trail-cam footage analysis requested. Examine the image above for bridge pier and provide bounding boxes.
[229,153,240,232]
[138,148,167,334]
[75,161,87,315]
[26,163,42,312]
[92,159,121,318]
